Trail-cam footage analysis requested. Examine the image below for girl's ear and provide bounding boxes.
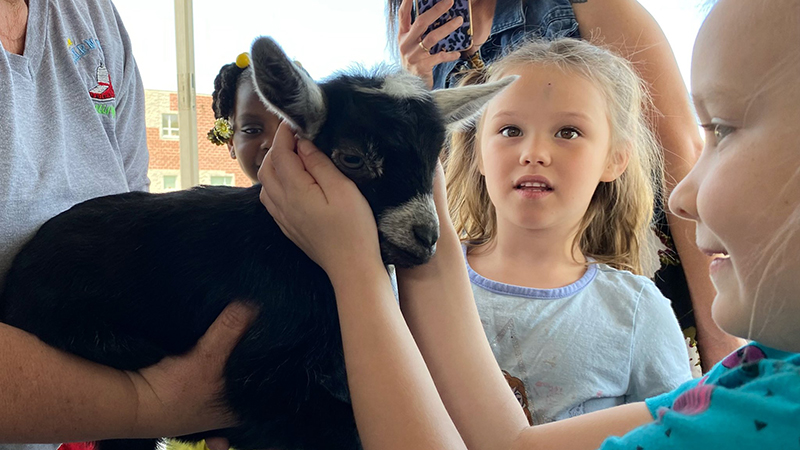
[600,146,630,182]
[227,141,236,159]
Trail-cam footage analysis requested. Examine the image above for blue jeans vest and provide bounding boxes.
[431,0,580,89]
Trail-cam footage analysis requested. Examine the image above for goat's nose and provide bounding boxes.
[413,224,439,248]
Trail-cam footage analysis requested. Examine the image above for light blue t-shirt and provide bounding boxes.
[468,258,692,424]
[600,343,800,449]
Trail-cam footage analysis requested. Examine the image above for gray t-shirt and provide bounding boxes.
[0,0,148,447]
[0,0,149,289]
[467,257,692,425]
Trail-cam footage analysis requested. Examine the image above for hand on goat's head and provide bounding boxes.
[260,122,380,276]
[250,36,516,267]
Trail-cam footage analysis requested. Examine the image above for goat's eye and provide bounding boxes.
[339,154,365,170]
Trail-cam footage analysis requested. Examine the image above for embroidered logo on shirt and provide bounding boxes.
[89,63,116,118]
[68,37,102,63]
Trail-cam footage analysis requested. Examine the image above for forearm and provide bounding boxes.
[396,231,528,450]
[329,259,467,450]
[0,322,141,443]
[512,403,652,450]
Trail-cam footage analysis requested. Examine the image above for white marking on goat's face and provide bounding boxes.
[331,144,384,181]
[378,193,439,267]
[354,73,429,102]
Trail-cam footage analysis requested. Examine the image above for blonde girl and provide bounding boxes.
[441,38,691,424]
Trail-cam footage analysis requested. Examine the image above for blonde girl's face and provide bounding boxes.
[669,0,800,351]
[227,80,281,183]
[477,65,626,236]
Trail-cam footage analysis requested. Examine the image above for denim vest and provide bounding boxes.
[431,0,580,90]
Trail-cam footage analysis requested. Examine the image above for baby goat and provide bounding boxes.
[0,37,511,450]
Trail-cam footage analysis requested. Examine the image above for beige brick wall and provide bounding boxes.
[145,90,252,192]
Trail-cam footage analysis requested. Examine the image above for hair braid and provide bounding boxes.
[211,62,246,120]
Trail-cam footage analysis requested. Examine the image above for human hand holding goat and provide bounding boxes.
[258,122,381,281]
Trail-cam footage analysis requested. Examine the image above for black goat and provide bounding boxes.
[0,37,511,450]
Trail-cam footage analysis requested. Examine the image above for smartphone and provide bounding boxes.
[412,0,473,54]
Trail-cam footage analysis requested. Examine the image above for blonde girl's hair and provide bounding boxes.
[445,38,664,276]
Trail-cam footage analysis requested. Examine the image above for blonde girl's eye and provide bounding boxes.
[701,122,735,145]
[500,126,522,138]
[555,127,581,140]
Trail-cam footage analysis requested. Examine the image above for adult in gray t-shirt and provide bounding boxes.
[0,0,248,447]
[0,0,149,290]
[0,0,145,448]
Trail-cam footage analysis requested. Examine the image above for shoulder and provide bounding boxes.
[706,343,800,385]
[592,264,668,304]
[51,0,122,21]
[48,0,130,49]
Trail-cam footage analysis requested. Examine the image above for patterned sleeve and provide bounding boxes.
[626,283,693,402]
[644,376,701,418]
[600,345,800,449]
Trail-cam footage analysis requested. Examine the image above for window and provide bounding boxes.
[161,113,179,139]
[163,175,178,190]
[209,175,233,186]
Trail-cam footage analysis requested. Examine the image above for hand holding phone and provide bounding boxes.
[412,0,473,54]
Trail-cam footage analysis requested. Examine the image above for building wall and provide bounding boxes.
[144,90,253,192]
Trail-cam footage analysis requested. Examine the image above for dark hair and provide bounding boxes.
[211,62,249,120]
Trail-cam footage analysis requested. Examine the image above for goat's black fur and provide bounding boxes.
[0,37,513,450]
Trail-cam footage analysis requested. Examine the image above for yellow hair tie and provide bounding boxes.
[235,52,250,69]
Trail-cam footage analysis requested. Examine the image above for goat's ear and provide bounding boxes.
[250,37,327,140]
[432,76,518,131]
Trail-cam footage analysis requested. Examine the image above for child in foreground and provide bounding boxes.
[258,0,800,447]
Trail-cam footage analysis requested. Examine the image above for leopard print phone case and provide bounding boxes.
[413,0,473,54]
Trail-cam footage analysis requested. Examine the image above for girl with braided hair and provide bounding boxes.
[208,53,281,184]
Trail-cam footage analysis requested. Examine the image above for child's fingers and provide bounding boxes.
[431,161,451,222]
[257,121,293,187]
[267,122,319,194]
[258,146,287,212]
[296,139,357,200]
